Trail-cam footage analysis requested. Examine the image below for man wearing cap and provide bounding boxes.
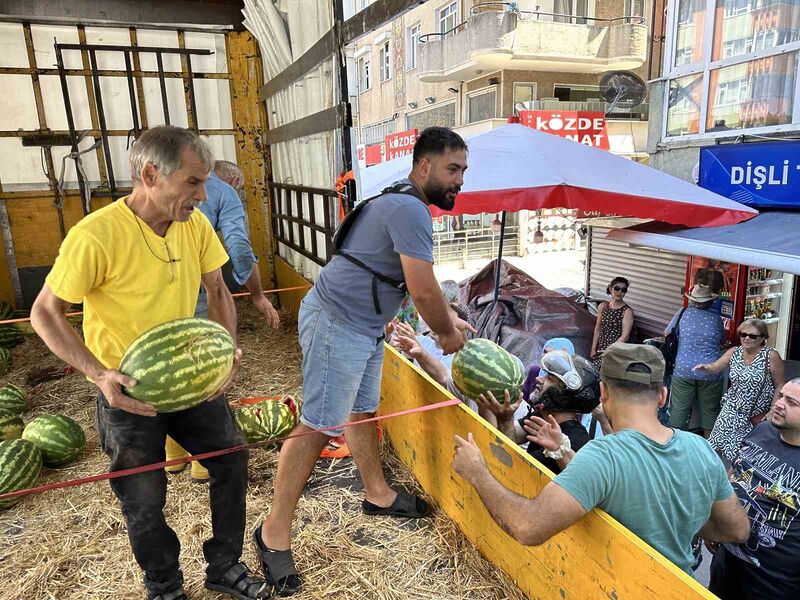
[475,352,599,474]
[452,343,750,573]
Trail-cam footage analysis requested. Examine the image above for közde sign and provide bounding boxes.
[519,110,610,150]
[699,141,800,209]
[385,129,419,160]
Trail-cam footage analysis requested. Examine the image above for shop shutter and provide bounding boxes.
[587,226,687,338]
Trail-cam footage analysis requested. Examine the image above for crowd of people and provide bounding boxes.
[25,123,799,600]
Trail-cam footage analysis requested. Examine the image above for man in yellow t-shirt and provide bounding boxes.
[31,127,270,600]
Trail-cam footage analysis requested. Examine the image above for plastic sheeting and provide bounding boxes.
[242,0,337,280]
[460,260,596,367]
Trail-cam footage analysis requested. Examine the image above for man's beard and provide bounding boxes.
[424,181,459,211]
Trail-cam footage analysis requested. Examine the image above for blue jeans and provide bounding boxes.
[298,290,385,437]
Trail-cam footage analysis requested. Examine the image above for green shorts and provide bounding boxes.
[669,376,723,431]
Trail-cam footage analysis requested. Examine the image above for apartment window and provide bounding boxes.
[438,1,459,37]
[379,41,391,82]
[466,88,497,123]
[553,0,589,24]
[664,0,800,139]
[625,0,646,18]
[358,57,371,92]
[513,83,537,109]
[406,23,421,70]
[553,84,602,102]
[406,102,456,130]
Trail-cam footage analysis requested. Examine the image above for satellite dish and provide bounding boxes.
[599,71,647,114]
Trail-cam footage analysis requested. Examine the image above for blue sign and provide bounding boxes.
[699,141,800,209]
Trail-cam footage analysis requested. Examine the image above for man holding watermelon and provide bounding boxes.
[253,127,474,596]
[30,126,271,600]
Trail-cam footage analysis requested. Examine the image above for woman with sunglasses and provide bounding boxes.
[695,319,785,462]
[590,276,634,369]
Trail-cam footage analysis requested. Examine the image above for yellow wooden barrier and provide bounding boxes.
[379,344,718,600]
[274,256,311,320]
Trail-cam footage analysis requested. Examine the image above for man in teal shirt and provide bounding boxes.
[453,343,750,574]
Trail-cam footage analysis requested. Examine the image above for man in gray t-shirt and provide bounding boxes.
[254,127,474,596]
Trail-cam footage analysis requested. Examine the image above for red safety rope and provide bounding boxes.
[0,398,460,503]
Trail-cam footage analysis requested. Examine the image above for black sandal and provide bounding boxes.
[205,561,273,600]
[362,491,431,518]
[252,526,302,597]
[150,590,189,600]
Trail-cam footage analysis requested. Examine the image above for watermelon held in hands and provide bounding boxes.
[22,414,86,467]
[0,409,23,441]
[234,401,296,444]
[119,318,235,413]
[0,384,26,414]
[0,438,42,509]
[451,338,524,403]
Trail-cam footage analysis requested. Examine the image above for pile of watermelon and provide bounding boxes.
[0,382,86,509]
[234,397,298,444]
[451,338,525,402]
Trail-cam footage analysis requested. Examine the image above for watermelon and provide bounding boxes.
[0,326,23,349]
[234,401,295,443]
[0,384,25,414]
[0,439,42,509]
[22,414,86,467]
[451,338,525,402]
[0,409,23,440]
[0,347,10,376]
[0,301,13,321]
[119,318,235,413]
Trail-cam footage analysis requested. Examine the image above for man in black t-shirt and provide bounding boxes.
[709,378,800,599]
[476,352,600,474]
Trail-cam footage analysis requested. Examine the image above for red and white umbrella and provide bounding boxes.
[361,123,757,227]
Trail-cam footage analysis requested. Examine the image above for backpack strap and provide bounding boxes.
[332,181,425,315]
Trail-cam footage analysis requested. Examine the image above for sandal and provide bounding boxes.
[150,590,189,600]
[252,526,302,597]
[362,491,431,518]
[205,561,273,600]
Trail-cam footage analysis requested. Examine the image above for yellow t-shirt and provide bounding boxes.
[46,198,229,369]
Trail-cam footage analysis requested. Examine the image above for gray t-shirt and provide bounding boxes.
[313,180,433,337]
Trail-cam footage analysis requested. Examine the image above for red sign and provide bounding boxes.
[384,129,419,160]
[365,143,384,166]
[518,110,610,150]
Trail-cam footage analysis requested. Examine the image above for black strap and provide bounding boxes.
[589,416,599,439]
[674,307,688,336]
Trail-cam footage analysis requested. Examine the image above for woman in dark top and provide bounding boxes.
[591,276,634,369]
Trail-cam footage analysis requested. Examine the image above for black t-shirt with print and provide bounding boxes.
[517,417,590,474]
[718,422,800,597]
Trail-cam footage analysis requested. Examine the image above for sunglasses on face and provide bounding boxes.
[612,285,628,293]
[739,332,764,340]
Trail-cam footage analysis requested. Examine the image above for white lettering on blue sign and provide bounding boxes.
[729,160,796,190]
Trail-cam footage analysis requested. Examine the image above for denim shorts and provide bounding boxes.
[298,291,385,437]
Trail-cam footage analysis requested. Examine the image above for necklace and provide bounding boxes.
[131,210,181,281]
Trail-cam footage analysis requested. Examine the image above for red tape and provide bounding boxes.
[0,397,460,502]
[0,285,312,325]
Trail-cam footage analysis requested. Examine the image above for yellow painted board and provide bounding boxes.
[379,345,718,600]
[226,31,274,287]
[274,257,310,320]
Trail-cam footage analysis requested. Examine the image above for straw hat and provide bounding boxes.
[685,284,718,303]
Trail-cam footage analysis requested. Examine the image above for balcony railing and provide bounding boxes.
[433,225,520,264]
[521,99,649,120]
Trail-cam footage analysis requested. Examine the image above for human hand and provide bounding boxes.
[251,294,280,330]
[438,329,466,355]
[97,369,156,416]
[522,414,564,452]
[704,540,719,554]
[475,390,521,421]
[393,333,423,359]
[453,316,476,336]
[206,347,242,401]
[452,433,486,484]
[394,321,417,338]
[693,363,712,373]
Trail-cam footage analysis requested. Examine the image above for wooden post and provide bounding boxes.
[226,31,274,287]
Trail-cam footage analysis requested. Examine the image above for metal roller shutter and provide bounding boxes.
[587,226,688,338]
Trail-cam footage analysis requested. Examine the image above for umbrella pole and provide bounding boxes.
[492,211,507,305]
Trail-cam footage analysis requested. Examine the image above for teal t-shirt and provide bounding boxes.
[554,429,733,573]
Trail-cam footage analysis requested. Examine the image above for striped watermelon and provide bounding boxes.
[0,439,42,509]
[0,384,25,414]
[0,326,22,349]
[451,339,524,402]
[0,409,23,440]
[119,318,235,413]
[0,347,10,376]
[234,401,295,443]
[22,414,86,466]
[0,301,12,321]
